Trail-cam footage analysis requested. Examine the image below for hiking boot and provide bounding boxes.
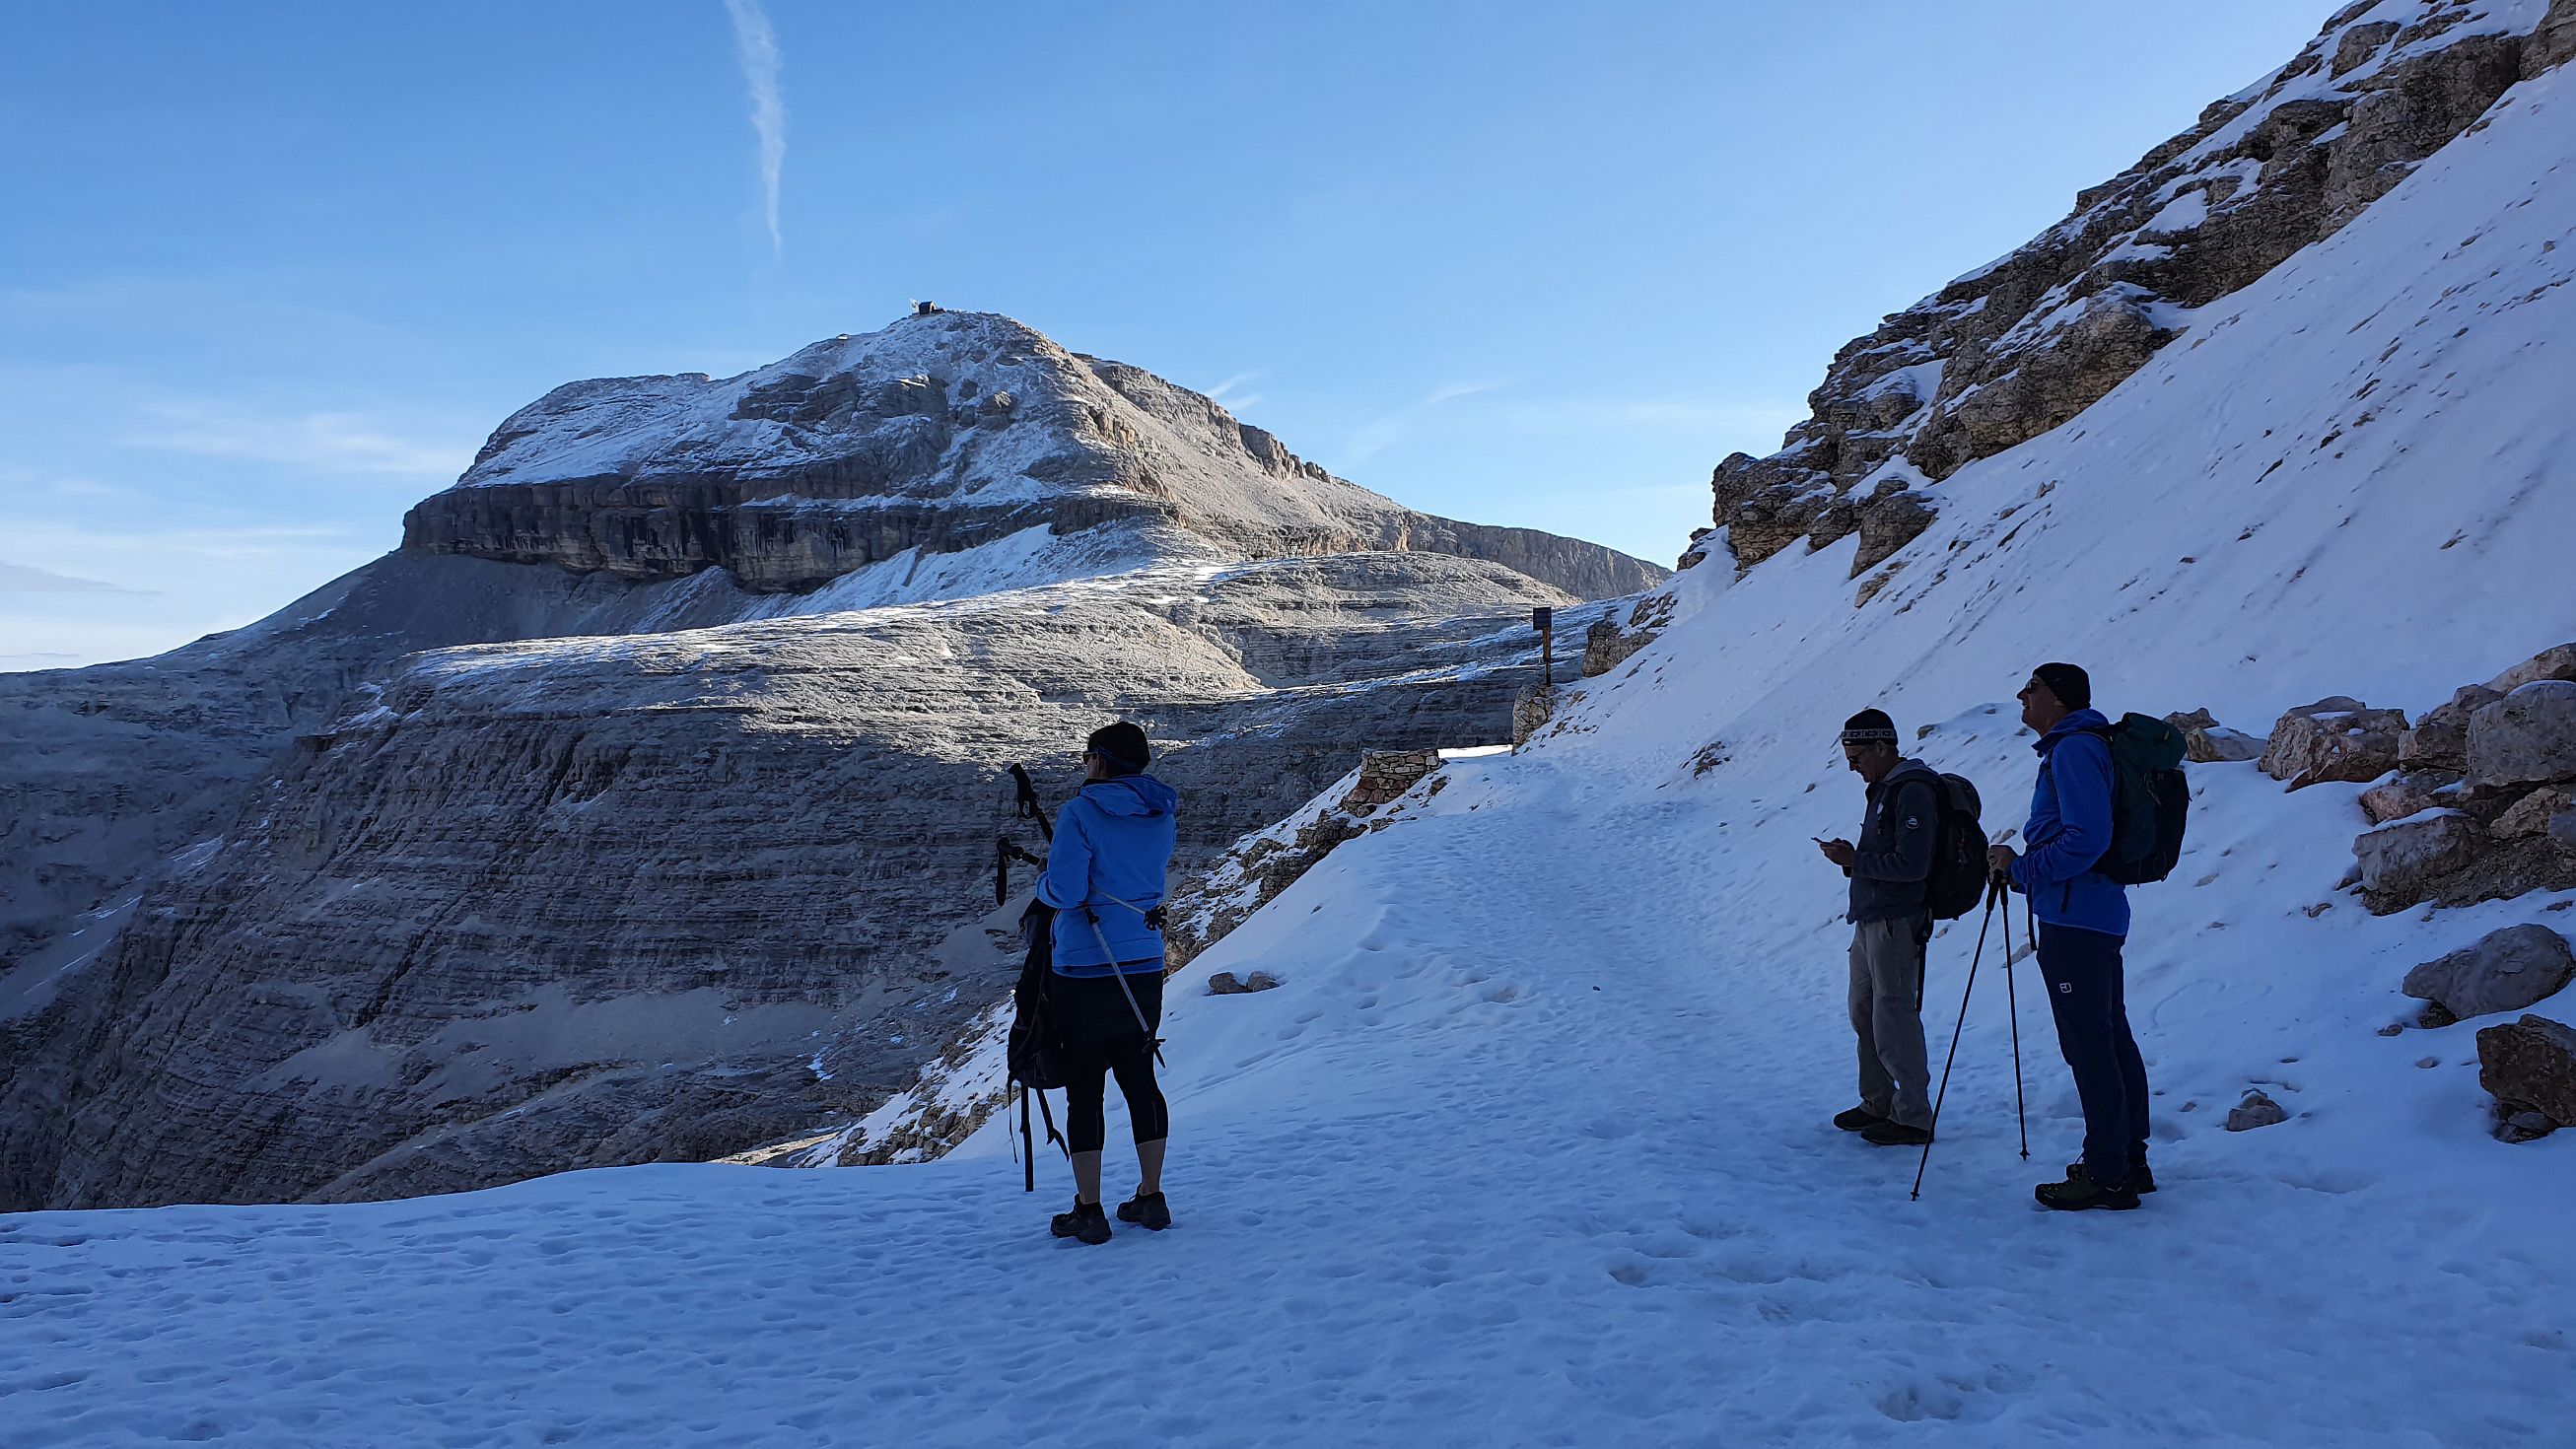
[1115,1190,1171,1231]
[2065,1160,2157,1194]
[1859,1120,1933,1147]
[1050,1199,1111,1244]
[1833,1106,1891,1133]
[2035,1164,2141,1212]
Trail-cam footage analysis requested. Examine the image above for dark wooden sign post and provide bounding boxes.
[1532,605,1554,688]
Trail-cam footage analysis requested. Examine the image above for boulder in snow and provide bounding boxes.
[2399,685,2501,772]
[1511,686,1557,749]
[1207,970,1281,996]
[2226,1089,2289,1132]
[2353,810,2481,909]
[2475,1013,2576,1130]
[2467,680,2576,793]
[2262,699,2408,790]
[2167,709,2264,764]
[2401,925,2575,1020]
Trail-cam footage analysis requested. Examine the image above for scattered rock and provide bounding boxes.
[2167,709,2263,763]
[2353,810,2482,910]
[2493,787,2575,840]
[2226,1089,2289,1132]
[2499,1110,2558,1143]
[1206,971,1282,996]
[2475,1012,2576,1128]
[2402,925,2576,1020]
[2262,698,2409,789]
[2359,775,2446,825]
[2376,1022,2404,1037]
[2467,680,2576,793]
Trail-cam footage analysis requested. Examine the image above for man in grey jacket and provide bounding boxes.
[1816,709,1940,1146]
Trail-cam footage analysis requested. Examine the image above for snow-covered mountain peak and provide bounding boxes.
[412,309,1665,599]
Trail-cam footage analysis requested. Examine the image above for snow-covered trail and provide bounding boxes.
[8,748,2568,1447]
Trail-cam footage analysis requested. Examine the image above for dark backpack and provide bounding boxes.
[1922,773,1987,920]
[2080,714,2190,885]
[1007,902,1070,1092]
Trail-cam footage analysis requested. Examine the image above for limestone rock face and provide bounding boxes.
[408,311,1663,601]
[1,555,1576,1210]
[2402,925,2575,1020]
[2476,1013,2576,1128]
[2467,680,2576,792]
[0,313,1665,1212]
[2261,698,2409,789]
[1705,1,2562,574]
[1580,594,1677,677]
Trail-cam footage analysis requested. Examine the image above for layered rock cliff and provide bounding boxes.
[406,310,1661,599]
[2,315,1658,1211]
[1696,0,2576,578]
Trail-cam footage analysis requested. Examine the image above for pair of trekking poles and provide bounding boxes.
[1911,875,2032,1200]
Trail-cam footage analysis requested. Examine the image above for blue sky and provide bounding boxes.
[0,1,2339,668]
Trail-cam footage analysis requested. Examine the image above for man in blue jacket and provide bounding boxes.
[1985,663,2152,1212]
[1035,722,1180,1244]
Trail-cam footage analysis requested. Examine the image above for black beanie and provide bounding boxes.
[2031,662,2092,711]
[1086,722,1150,777]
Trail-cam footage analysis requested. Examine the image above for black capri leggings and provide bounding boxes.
[1062,1036,1169,1154]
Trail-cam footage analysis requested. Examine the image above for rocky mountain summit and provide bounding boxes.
[1,317,1659,1211]
[408,310,1658,599]
[1692,0,2576,579]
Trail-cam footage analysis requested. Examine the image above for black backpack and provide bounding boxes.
[2077,715,2190,885]
[1922,773,1988,920]
[1006,903,1071,1189]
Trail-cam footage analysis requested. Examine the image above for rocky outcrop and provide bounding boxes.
[1691,0,2567,575]
[407,311,1664,601]
[2227,1089,2289,1131]
[2402,925,2575,1020]
[1581,594,1676,678]
[2341,645,2576,914]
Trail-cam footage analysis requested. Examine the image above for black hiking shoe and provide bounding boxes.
[1860,1120,1933,1147]
[2066,1160,2157,1194]
[1115,1190,1171,1230]
[2035,1164,2141,1212]
[1050,1200,1111,1244]
[1834,1106,1891,1133]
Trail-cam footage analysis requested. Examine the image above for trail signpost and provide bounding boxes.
[1532,606,1554,688]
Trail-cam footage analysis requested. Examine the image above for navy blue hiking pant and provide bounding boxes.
[2035,923,2150,1186]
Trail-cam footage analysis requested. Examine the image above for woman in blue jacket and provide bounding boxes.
[1037,722,1179,1244]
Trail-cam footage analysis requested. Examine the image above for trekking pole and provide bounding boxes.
[2003,892,2030,1159]
[1911,882,2001,1201]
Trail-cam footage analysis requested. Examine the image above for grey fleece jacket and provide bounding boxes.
[1845,758,1940,925]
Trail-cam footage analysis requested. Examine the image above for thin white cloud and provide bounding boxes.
[725,0,788,257]
[1205,372,1266,414]
[1343,380,1501,464]
[0,560,145,594]
[126,407,473,479]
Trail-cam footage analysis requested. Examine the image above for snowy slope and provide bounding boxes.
[7,43,2576,1449]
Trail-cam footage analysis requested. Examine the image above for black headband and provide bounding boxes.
[1840,728,1898,745]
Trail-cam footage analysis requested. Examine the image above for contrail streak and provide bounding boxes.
[724,0,786,256]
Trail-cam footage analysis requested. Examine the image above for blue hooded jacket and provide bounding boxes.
[2008,709,2130,937]
[1038,774,1179,975]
